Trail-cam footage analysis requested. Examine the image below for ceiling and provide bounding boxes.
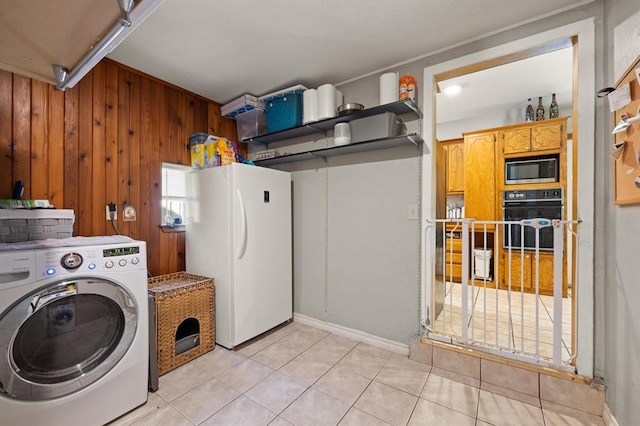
[0,0,591,105]
[111,0,594,104]
[0,0,120,84]
[0,0,161,85]
[437,46,574,124]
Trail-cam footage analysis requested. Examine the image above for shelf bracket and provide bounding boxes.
[403,99,422,118]
[407,134,420,146]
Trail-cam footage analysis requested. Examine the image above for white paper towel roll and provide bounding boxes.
[318,84,337,120]
[380,72,399,105]
[303,89,318,124]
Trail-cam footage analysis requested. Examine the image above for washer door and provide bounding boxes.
[0,278,137,400]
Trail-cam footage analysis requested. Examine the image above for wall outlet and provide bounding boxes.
[408,204,419,220]
[106,205,117,221]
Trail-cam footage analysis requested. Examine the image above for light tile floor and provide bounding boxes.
[433,283,573,361]
[109,321,601,426]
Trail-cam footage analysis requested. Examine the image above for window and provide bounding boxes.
[161,163,190,226]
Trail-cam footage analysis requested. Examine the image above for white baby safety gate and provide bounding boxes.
[424,218,581,372]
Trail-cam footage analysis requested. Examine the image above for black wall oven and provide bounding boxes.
[502,188,563,251]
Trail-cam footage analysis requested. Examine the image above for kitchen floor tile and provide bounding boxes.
[477,389,544,426]
[354,381,418,426]
[304,334,358,364]
[108,391,166,426]
[312,366,371,405]
[280,388,350,426]
[386,353,432,373]
[267,321,305,341]
[408,341,433,366]
[238,338,277,357]
[277,326,330,352]
[541,400,604,426]
[480,382,540,407]
[252,343,302,370]
[374,360,429,396]
[245,371,309,414]
[171,378,240,425]
[539,374,604,416]
[268,417,293,426]
[420,373,480,417]
[480,358,538,397]
[129,405,192,426]
[304,343,352,365]
[313,333,359,353]
[338,407,392,426]
[217,358,274,393]
[353,342,393,360]
[237,329,288,358]
[408,398,476,426]
[156,362,211,402]
[279,351,335,386]
[432,346,480,380]
[336,345,391,379]
[430,367,481,388]
[200,395,276,426]
[135,321,595,426]
[191,346,246,377]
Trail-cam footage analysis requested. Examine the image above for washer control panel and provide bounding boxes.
[35,242,147,279]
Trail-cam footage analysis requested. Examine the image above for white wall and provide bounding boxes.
[437,105,574,141]
[602,2,640,425]
[261,138,422,344]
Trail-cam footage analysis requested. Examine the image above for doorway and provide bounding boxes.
[420,18,596,377]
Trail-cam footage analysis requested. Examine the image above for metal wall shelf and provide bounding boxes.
[254,133,423,166]
[244,99,421,145]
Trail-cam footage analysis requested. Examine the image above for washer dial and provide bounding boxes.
[61,253,83,270]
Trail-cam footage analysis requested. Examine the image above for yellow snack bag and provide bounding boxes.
[215,138,237,165]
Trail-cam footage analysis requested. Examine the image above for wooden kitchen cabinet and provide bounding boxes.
[499,251,561,296]
[446,141,464,194]
[501,120,564,155]
[500,251,532,290]
[445,237,463,282]
[531,122,563,151]
[463,132,496,222]
[502,128,531,154]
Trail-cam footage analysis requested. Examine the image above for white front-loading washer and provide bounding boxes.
[0,239,149,426]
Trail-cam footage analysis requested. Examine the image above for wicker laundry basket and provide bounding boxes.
[148,272,215,376]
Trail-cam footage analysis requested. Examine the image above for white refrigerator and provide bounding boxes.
[185,163,292,349]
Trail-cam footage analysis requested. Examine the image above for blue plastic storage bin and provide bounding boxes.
[264,90,304,133]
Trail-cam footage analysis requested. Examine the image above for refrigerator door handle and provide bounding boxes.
[236,189,248,259]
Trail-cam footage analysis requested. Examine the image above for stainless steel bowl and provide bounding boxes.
[337,103,364,116]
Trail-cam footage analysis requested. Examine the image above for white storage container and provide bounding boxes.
[473,249,493,280]
[236,109,267,141]
[221,94,265,118]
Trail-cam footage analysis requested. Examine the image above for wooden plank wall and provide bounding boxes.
[0,59,238,276]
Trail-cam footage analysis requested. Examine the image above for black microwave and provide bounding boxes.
[505,155,559,185]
